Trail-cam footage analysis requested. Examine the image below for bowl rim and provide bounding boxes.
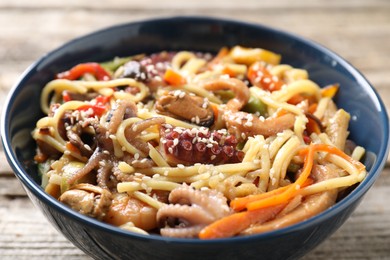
[1,15,389,244]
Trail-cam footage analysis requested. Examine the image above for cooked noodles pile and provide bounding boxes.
[33,46,366,238]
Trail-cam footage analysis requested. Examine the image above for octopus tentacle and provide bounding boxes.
[160,125,244,166]
[124,117,165,154]
[96,159,114,189]
[168,185,231,219]
[224,111,295,140]
[160,225,204,238]
[108,100,138,134]
[202,78,250,111]
[158,204,215,226]
[156,185,231,238]
[67,148,108,184]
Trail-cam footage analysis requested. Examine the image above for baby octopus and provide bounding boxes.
[202,77,295,141]
[159,124,244,166]
[157,184,231,238]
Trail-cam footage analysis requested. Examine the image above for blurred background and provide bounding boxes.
[1,0,389,259]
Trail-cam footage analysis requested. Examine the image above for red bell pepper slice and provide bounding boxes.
[57,62,111,81]
[76,95,110,117]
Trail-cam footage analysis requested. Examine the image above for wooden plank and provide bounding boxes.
[1,0,389,10]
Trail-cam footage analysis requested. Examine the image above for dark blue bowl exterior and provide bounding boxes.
[1,17,389,260]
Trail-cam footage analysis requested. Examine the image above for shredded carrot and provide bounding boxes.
[163,68,186,86]
[221,65,236,77]
[208,47,229,69]
[308,103,318,114]
[300,144,366,171]
[321,84,339,98]
[245,144,316,211]
[287,94,306,105]
[199,204,285,239]
[34,153,48,163]
[66,142,81,154]
[231,186,288,211]
[210,103,219,121]
[242,144,365,212]
[274,108,288,117]
[230,178,314,211]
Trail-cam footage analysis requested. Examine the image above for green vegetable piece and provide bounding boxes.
[100,56,134,72]
[243,95,267,116]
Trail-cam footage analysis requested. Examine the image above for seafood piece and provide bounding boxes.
[202,77,250,111]
[224,111,295,140]
[159,124,244,166]
[108,100,138,134]
[59,183,112,220]
[157,185,231,238]
[104,193,158,231]
[124,117,165,155]
[155,91,214,127]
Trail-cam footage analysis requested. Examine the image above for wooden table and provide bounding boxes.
[1,1,389,259]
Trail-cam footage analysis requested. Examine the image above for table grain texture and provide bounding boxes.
[1,0,389,259]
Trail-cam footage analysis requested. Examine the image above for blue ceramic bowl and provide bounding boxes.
[1,17,389,260]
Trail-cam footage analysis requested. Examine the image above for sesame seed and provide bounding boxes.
[134,153,140,160]
[177,164,185,169]
[244,121,253,127]
[83,144,92,151]
[168,147,173,154]
[179,91,186,99]
[103,150,110,154]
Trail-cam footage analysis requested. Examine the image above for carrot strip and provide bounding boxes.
[244,143,364,212]
[321,84,339,98]
[246,144,315,211]
[300,144,365,171]
[231,178,314,212]
[308,103,318,114]
[230,186,288,211]
[207,47,229,69]
[163,68,186,86]
[199,204,285,239]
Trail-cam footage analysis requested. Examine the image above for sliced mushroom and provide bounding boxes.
[155,91,214,127]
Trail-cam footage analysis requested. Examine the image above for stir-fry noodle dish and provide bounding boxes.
[33,46,367,239]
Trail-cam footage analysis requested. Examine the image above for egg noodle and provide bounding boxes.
[33,46,366,239]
